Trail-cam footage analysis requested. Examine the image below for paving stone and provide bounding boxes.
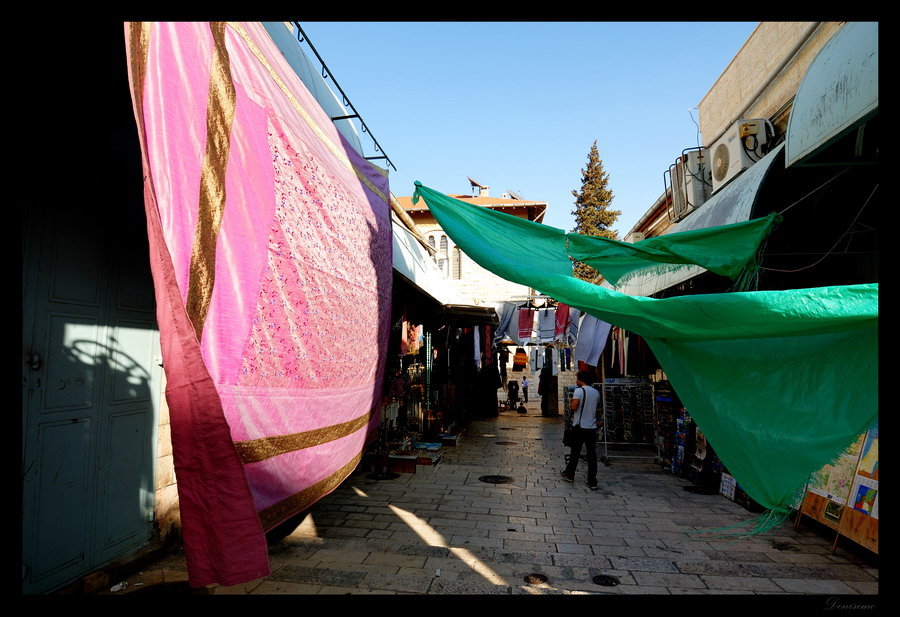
[632,571,708,588]
[428,579,511,594]
[609,556,679,573]
[271,564,366,587]
[104,412,878,596]
[358,572,434,593]
[772,577,859,594]
[699,574,783,592]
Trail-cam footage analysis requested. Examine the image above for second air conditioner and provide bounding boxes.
[710,119,771,194]
[666,148,711,223]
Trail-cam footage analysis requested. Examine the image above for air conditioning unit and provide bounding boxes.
[710,119,771,194]
[666,148,711,222]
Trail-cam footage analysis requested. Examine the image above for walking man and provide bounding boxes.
[522,376,529,403]
[561,370,601,489]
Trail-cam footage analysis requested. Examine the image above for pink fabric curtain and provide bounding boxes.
[125,22,392,587]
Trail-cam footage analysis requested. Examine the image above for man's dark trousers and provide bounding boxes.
[563,427,598,486]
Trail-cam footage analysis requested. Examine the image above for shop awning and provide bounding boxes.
[392,215,497,322]
[611,142,785,297]
[786,22,878,168]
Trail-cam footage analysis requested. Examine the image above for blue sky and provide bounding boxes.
[297,21,759,235]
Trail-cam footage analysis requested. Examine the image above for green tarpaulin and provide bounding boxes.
[413,181,877,526]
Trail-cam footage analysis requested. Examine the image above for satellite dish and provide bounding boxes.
[508,190,523,200]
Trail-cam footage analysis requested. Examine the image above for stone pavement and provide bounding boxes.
[96,402,879,599]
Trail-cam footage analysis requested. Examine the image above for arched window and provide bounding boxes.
[452,246,463,280]
[438,235,448,276]
[427,235,437,264]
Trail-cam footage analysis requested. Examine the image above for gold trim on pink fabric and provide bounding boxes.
[186,22,238,340]
[234,409,374,464]
[127,22,152,125]
[258,451,363,530]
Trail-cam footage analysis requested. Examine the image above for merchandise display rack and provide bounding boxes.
[598,378,659,464]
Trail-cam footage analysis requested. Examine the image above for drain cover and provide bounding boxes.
[495,441,517,445]
[592,574,620,586]
[479,475,514,484]
[772,541,798,551]
[524,573,548,584]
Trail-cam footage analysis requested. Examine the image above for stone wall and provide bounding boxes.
[154,370,181,546]
[698,22,845,147]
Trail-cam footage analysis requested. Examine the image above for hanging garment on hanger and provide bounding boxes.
[492,301,517,346]
[474,325,481,370]
[537,308,556,343]
[567,307,582,346]
[400,315,409,356]
[517,307,535,344]
[513,347,528,371]
[554,303,570,341]
[574,313,613,367]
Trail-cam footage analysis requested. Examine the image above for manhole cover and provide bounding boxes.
[479,475,514,484]
[524,573,548,584]
[592,574,620,586]
[772,541,798,551]
[495,441,517,445]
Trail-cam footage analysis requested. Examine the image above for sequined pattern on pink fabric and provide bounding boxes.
[237,128,391,389]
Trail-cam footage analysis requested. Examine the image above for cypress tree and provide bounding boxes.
[571,140,621,281]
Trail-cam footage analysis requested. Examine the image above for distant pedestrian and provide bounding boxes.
[522,377,529,403]
[560,370,601,489]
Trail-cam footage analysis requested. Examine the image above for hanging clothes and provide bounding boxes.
[512,347,528,371]
[400,315,409,356]
[517,307,535,344]
[554,303,570,342]
[537,309,556,343]
[474,325,481,370]
[567,307,582,346]
[493,301,518,346]
[573,313,613,368]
